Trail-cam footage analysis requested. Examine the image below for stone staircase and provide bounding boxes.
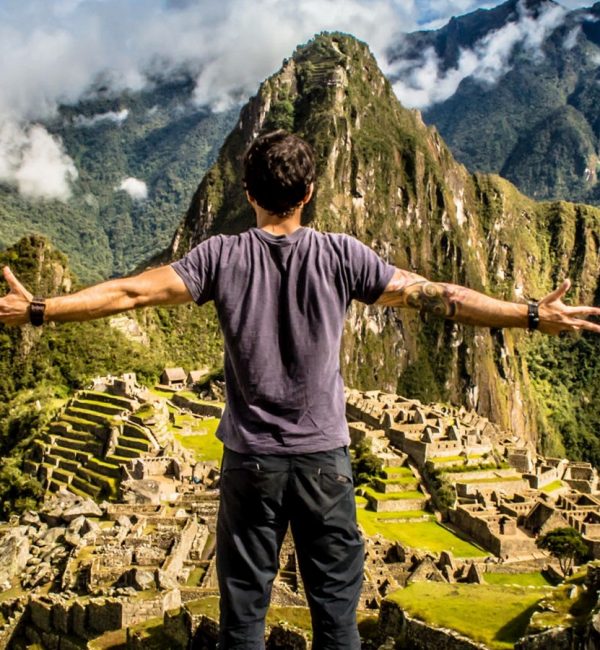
[24,390,158,501]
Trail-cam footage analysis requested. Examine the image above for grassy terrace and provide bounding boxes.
[383,466,414,476]
[364,487,424,501]
[483,572,554,587]
[174,417,222,464]
[541,479,565,493]
[459,476,523,484]
[185,596,377,641]
[356,508,487,557]
[388,582,548,650]
[429,454,484,464]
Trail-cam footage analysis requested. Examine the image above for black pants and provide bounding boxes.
[216,446,364,649]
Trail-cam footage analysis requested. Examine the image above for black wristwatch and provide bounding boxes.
[527,300,540,331]
[29,297,46,327]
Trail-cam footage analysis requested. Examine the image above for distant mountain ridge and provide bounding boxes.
[391,0,600,206]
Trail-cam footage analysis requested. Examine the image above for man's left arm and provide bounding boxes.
[376,268,600,335]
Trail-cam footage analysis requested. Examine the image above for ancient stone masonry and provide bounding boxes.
[6,379,600,648]
[347,389,600,563]
[22,373,212,504]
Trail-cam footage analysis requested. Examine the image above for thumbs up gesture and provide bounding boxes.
[0,266,33,326]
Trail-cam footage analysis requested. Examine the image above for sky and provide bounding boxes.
[0,0,595,200]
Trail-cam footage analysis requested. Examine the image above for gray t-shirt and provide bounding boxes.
[171,227,395,454]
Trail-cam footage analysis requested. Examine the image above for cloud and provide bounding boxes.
[118,177,148,201]
[391,0,567,109]
[0,123,78,200]
[0,0,589,201]
[74,109,129,128]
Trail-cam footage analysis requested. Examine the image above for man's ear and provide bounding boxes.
[302,183,314,205]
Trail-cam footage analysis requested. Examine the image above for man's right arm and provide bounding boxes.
[0,265,192,327]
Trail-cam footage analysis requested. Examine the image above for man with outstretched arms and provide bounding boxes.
[1,130,599,649]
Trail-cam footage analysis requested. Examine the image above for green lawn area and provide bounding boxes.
[174,418,222,464]
[383,466,414,476]
[364,487,423,501]
[459,476,523,484]
[541,480,564,493]
[388,582,548,649]
[430,454,484,464]
[483,572,554,587]
[186,567,206,587]
[357,509,487,557]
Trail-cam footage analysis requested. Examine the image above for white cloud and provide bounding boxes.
[391,0,567,109]
[74,109,129,128]
[0,123,77,200]
[0,0,585,201]
[118,177,148,201]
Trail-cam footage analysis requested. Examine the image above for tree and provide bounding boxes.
[351,441,384,486]
[536,527,588,577]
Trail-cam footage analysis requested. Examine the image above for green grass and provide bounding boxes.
[174,418,222,464]
[364,487,423,501]
[430,454,484,464]
[383,466,414,476]
[483,572,554,587]
[459,476,523,484]
[186,567,206,587]
[357,509,487,557]
[388,582,548,649]
[541,479,564,493]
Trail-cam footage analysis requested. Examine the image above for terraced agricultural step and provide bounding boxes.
[56,457,80,474]
[87,457,122,479]
[50,435,102,455]
[76,466,118,498]
[118,435,152,453]
[53,427,98,445]
[71,398,127,417]
[67,482,99,500]
[50,445,93,465]
[64,407,116,427]
[123,422,150,441]
[22,460,39,475]
[106,453,136,465]
[61,414,104,436]
[49,478,70,493]
[113,445,141,459]
[70,475,102,499]
[79,390,137,411]
[52,467,74,485]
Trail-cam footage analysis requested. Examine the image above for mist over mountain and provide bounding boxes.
[391,0,600,205]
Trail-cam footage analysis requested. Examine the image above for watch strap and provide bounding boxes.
[527,300,540,331]
[29,297,46,327]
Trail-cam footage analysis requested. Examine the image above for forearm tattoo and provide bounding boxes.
[402,281,457,318]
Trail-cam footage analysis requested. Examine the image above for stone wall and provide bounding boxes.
[171,394,224,418]
[377,599,489,650]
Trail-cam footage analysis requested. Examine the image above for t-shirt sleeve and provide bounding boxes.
[342,236,396,304]
[170,236,222,305]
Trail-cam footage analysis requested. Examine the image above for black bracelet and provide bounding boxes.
[29,297,46,327]
[527,300,540,331]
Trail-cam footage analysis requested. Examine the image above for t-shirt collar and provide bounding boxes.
[251,226,308,247]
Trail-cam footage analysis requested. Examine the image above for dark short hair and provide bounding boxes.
[243,130,315,216]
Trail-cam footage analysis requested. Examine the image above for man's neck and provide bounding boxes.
[255,206,303,236]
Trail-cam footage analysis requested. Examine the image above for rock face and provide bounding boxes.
[167,32,600,464]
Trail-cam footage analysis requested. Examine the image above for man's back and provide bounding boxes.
[172,226,395,454]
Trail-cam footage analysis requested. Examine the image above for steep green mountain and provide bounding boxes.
[391,0,600,206]
[168,32,600,467]
[0,78,236,283]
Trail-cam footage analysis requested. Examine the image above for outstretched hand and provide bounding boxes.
[538,279,600,335]
[0,266,33,327]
